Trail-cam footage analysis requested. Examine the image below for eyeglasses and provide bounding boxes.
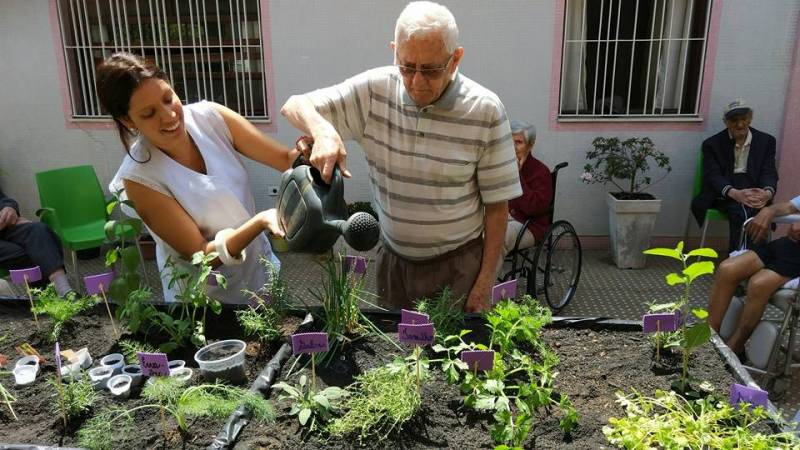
[395,54,453,79]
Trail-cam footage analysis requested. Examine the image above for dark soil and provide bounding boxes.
[234,322,742,450]
[0,301,298,448]
[610,192,657,201]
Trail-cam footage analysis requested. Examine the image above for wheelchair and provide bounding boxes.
[719,214,800,400]
[499,162,582,312]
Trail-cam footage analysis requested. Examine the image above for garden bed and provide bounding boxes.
[233,312,756,450]
[0,301,300,449]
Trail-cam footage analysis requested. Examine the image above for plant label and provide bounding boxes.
[207,270,220,286]
[10,266,42,284]
[491,279,517,305]
[344,255,367,274]
[291,333,329,355]
[729,384,768,409]
[83,272,115,295]
[460,350,494,371]
[642,312,680,333]
[54,342,62,374]
[400,309,430,325]
[398,323,435,346]
[137,352,170,376]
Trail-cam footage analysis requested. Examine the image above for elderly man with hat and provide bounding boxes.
[691,99,778,254]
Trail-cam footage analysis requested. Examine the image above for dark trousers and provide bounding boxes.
[0,222,65,279]
[376,237,483,310]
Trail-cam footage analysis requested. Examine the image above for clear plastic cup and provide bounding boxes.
[194,339,247,385]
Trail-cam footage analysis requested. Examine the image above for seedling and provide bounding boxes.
[237,259,291,345]
[0,373,17,420]
[104,190,144,303]
[643,242,717,392]
[272,374,349,432]
[118,339,158,364]
[31,285,98,343]
[291,332,329,393]
[48,372,98,427]
[414,286,465,342]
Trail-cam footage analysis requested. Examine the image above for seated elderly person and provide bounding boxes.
[691,99,778,254]
[707,195,800,356]
[0,187,74,296]
[501,121,553,265]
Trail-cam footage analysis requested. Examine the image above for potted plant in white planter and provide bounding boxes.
[582,136,671,269]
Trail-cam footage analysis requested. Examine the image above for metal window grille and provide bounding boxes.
[56,0,269,121]
[559,0,712,120]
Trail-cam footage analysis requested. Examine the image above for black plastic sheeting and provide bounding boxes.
[206,312,313,450]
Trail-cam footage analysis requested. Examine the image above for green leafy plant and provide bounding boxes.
[310,254,398,363]
[105,190,144,302]
[118,339,158,364]
[644,242,718,392]
[48,374,98,423]
[327,364,421,441]
[603,388,800,449]
[0,374,17,421]
[486,297,552,354]
[31,285,98,342]
[415,286,465,343]
[115,287,156,336]
[581,136,671,197]
[78,377,274,449]
[272,374,349,432]
[237,259,291,344]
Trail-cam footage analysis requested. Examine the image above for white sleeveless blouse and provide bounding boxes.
[109,101,278,304]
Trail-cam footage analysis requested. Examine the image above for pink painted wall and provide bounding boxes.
[776,13,800,205]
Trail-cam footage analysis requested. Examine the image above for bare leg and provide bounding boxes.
[707,252,763,332]
[726,269,790,354]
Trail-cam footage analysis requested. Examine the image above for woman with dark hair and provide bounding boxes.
[97,52,298,303]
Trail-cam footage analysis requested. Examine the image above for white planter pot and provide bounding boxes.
[607,193,662,269]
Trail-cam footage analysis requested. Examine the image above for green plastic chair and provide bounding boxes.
[691,149,728,248]
[34,165,145,287]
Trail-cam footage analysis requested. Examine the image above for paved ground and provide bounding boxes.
[2,243,798,420]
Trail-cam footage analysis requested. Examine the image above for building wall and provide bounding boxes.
[0,0,798,243]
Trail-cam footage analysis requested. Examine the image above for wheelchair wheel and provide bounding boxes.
[530,220,582,312]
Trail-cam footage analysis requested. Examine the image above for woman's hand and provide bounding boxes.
[259,209,284,237]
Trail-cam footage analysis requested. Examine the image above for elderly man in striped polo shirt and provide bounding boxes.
[281,1,521,312]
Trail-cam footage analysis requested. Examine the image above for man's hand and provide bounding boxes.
[465,273,492,313]
[743,188,771,209]
[308,132,352,184]
[729,188,765,209]
[0,206,18,231]
[746,206,776,242]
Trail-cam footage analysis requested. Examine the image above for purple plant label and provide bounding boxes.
[54,342,62,374]
[460,350,495,371]
[730,384,769,409]
[10,266,42,284]
[642,312,680,333]
[401,309,430,325]
[207,270,220,286]
[83,272,114,295]
[344,255,367,275]
[398,323,435,346]
[137,352,170,377]
[291,333,329,355]
[491,279,518,305]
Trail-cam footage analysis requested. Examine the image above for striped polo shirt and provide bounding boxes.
[304,66,522,260]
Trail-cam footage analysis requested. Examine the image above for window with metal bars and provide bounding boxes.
[56,0,269,121]
[559,0,712,120]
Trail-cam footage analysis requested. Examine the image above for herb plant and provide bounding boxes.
[104,190,144,302]
[48,374,98,423]
[0,375,17,421]
[31,285,98,342]
[327,364,421,441]
[118,339,158,364]
[272,374,349,432]
[237,259,291,344]
[644,242,717,392]
[78,378,274,449]
[604,389,800,449]
[415,286,465,342]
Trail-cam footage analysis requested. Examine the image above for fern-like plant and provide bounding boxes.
[31,285,98,342]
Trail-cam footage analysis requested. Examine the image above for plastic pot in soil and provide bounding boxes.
[194,339,247,385]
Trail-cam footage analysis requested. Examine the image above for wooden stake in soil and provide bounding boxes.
[84,273,120,339]
[656,321,661,364]
[24,276,39,329]
[98,284,120,339]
